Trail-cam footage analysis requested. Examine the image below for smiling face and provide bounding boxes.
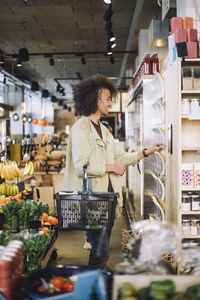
[97,88,112,116]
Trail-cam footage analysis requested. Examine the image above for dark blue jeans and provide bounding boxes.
[86,230,111,269]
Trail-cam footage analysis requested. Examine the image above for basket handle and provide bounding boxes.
[82,165,92,194]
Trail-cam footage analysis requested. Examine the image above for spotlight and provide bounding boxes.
[63,104,68,110]
[42,89,49,98]
[0,51,4,64]
[111,41,116,48]
[104,0,111,3]
[51,95,57,102]
[31,81,39,91]
[12,113,19,121]
[81,57,86,65]
[106,46,113,55]
[18,48,29,61]
[49,57,54,66]
[105,20,112,31]
[22,114,27,122]
[108,31,116,42]
[16,58,22,67]
[67,107,72,112]
[109,56,115,64]
[103,7,113,21]
[27,115,32,123]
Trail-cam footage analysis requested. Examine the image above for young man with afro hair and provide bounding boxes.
[62,74,165,269]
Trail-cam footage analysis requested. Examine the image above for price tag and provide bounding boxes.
[18,181,25,192]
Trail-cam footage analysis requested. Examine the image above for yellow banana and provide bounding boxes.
[13,163,24,178]
[29,162,34,175]
[8,165,15,181]
[3,165,12,180]
[24,162,31,176]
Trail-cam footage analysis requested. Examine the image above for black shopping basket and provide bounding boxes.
[55,165,119,231]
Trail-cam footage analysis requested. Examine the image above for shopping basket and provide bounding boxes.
[55,165,118,231]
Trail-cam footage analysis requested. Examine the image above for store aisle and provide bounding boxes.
[49,214,129,270]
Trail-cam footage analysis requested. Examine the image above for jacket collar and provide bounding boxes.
[81,116,108,142]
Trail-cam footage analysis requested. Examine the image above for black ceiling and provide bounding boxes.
[0,0,160,99]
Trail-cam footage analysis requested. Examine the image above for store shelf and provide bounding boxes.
[181,90,200,94]
[182,146,200,151]
[181,211,200,215]
[182,235,200,239]
[182,187,200,191]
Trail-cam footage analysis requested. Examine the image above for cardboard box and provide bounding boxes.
[187,29,197,42]
[174,29,187,43]
[33,185,55,211]
[170,17,183,33]
[185,42,198,58]
[183,17,193,30]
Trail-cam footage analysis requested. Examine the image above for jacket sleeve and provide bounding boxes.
[112,136,138,165]
[71,126,106,177]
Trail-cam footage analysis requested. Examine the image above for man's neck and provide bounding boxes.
[88,113,100,125]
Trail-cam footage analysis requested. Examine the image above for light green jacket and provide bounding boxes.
[62,116,138,209]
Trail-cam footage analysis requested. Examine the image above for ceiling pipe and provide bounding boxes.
[117,0,144,86]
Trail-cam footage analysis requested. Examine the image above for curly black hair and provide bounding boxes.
[73,74,118,116]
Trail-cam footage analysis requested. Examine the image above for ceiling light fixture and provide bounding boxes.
[18,48,29,61]
[27,115,32,123]
[0,51,4,64]
[106,46,113,55]
[16,58,22,67]
[111,41,116,48]
[108,31,116,42]
[12,113,19,121]
[104,0,111,4]
[22,114,27,122]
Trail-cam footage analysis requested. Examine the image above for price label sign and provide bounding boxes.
[18,181,25,192]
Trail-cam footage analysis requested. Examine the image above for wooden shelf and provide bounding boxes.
[182,235,200,239]
[182,146,200,151]
[181,90,200,94]
[182,187,200,191]
[181,211,200,215]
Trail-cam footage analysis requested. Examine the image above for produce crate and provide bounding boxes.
[113,274,200,300]
[55,191,118,231]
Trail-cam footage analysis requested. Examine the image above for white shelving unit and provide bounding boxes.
[165,58,200,272]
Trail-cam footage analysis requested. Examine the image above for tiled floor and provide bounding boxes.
[50,214,129,270]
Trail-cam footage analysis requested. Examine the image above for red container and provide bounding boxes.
[174,29,187,43]
[187,29,198,42]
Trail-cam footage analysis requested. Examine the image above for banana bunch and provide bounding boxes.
[0,162,24,180]
[24,161,34,176]
[0,182,19,196]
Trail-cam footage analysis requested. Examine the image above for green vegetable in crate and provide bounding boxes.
[184,284,200,300]
[149,280,176,298]
[48,209,57,217]
[118,282,136,298]
[136,287,150,300]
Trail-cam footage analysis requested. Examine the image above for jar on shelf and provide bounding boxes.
[182,219,191,235]
[182,194,191,212]
[190,98,200,115]
[191,194,200,211]
[181,98,190,115]
[191,218,198,235]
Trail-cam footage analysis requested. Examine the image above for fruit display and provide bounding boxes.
[0,161,24,180]
[23,161,34,176]
[0,182,19,196]
[117,280,200,300]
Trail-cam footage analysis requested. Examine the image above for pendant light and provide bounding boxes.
[12,86,19,122]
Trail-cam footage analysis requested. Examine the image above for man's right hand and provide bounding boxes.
[105,164,127,176]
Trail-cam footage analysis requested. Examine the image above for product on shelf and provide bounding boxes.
[181,163,193,187]
[194,163,200,188]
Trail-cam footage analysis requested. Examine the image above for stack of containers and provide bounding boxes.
[0,241,23,300]
[168,16,198,64]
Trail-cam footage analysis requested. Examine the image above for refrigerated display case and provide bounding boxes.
[125,74,166,222]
